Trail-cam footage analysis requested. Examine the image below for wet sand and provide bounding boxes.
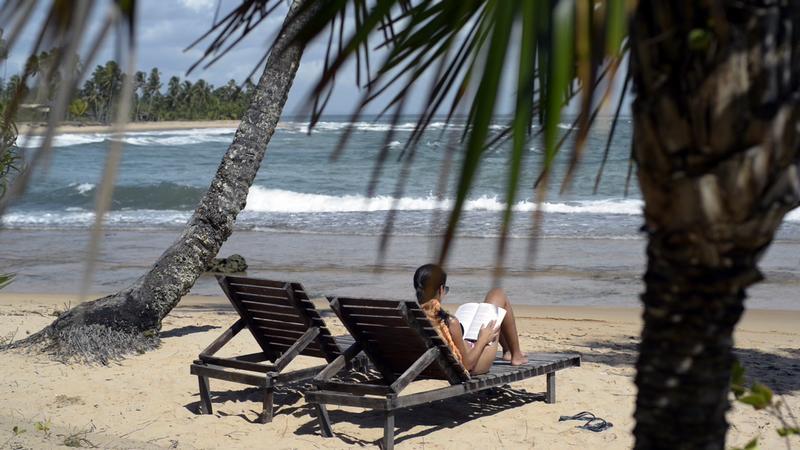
[1,229,798,309]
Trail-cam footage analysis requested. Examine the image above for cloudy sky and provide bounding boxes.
[3,0,629,117]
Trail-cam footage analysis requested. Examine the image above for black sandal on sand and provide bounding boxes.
[559,411,613,432]
[580,418,614,432]
[559,411,596,422]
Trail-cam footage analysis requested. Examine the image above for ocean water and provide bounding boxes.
[8,116,800,240]
[2,116,798,307]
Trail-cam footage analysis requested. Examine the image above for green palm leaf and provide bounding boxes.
[0,273,14,290]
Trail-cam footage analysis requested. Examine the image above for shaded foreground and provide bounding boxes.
[1,294,797,449]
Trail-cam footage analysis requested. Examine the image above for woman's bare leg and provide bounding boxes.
[484,288,528,365]
[471,341,499,375]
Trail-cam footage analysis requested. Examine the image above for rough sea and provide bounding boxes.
[2,116,798,308]
[7,116,800,239]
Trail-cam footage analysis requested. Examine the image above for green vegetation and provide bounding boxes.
[33,419,51,437]
[731,361,800,449]
[0,56,254,123]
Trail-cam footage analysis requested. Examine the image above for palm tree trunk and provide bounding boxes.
[11,0,319,363]
[631,2,800,448]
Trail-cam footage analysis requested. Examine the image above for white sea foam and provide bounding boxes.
[244,186,645,214]
[19,134,107,148]
[19,127,236,148]
[280,121,470,133]
[75,183,95,194]
[1,209,191,227]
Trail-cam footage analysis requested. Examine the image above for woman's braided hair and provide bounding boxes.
[414,263,450,322]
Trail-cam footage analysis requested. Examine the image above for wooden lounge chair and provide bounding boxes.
[305,297,581,449]
[190,275,362,423]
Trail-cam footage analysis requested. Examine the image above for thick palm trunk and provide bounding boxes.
[631,2,800,448]
[12,0,319,363]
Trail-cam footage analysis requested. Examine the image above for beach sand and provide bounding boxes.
[18,120,241,135]
[1,293,798,449]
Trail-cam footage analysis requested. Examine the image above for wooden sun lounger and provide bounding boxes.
[189,276,364,423]
[305,297,581,449]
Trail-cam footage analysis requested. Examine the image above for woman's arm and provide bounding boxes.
[447,317,498,372]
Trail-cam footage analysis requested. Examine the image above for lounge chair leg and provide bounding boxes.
[546,372,556,404]
[315,404,333,437]
[260,387,274,424]
[198,376,213,414]
[382,410,395,450]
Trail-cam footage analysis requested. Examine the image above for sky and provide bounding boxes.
[3,0,631,117]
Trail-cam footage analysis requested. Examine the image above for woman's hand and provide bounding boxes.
[477,320,499,345]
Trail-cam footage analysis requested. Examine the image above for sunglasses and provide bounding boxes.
[442,286,450,294]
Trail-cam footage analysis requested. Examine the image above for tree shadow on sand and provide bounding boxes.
[574,340,800,394]
[160,325,220,338]
[293,386,545,447]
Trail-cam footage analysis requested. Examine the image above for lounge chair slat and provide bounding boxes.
[251,312,327,328]
[191,363,267,387]
[335,297,411,308]
[230,283,308,300]
[345,315,407,326]
[236,293,294,307]
[239,293,317,311]
[357,327,427,340]
[258,333,327,346]
[224,276,286,289]
[317,381,393,396]
[198,355,275,373]
[241,300,300,317]
[305,390,389,410]
[250,317,315,330]
[230,284,298,299]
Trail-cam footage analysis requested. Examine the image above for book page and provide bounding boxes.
[453,303,479,335]
[455,303,506,340]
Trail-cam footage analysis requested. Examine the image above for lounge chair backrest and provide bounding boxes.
[217,275,342,362]
[330,297,470,384]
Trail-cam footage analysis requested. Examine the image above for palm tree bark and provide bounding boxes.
[11,0,319,363]
[631,2,800,448]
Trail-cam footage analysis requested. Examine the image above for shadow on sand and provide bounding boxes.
[183,382,313,423]
[160,324,220,338]
[574,339,800,394]
[183,378,545,446]
[292,385,545,447]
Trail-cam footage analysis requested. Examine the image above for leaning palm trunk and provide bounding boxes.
[631,2,800,448]
[10,0,318,363]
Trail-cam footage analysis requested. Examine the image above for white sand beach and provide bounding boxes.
[1,293,797,449]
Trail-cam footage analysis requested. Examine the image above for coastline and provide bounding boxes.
[1,292,797,449]
[18,120,241,135]
[3,292,797,336]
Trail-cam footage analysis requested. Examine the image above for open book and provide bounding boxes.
[454,303,506,341]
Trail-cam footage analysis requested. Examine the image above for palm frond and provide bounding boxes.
[0,0,137,298]
[204,0,629,268]
[0,272,14,290]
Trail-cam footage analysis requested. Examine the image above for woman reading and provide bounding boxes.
[414,264,528,375]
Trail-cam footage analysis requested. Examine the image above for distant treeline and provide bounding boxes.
[0,52,255,123]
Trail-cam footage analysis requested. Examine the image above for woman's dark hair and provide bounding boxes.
[413,264,447,302]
